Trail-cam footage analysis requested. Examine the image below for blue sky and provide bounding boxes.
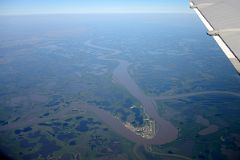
[0,0,190,15]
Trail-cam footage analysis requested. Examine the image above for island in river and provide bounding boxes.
[0,14,240,160]
[84,40,178,143]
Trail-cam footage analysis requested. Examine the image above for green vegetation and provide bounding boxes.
[0,113,136,160]
[152,94,240,160]
[1,14,240,160]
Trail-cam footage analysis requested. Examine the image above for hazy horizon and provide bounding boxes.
[0,0,191,16]
[1,3,240,160]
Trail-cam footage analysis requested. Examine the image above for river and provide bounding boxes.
[84,40,178,144]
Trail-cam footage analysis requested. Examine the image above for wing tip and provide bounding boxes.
[190,1,240,75]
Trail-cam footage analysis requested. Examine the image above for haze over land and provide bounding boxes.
[0,0,189,15]
[0,1,240,160]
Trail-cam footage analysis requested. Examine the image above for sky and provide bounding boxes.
[0,0,191,15]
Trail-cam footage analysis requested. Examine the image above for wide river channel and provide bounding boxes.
[84,40,178,145]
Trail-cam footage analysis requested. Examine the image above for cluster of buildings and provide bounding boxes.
[125,119,156,139]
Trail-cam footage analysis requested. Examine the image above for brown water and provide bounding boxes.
[198,125,219,135]
[84,40,178,144]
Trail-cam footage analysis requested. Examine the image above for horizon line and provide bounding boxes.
[0,11,193,17]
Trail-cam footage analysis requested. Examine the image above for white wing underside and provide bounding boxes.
[190,0,240,74]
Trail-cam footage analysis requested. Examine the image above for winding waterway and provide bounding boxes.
[2,40,240,145]
[84,40,178,144]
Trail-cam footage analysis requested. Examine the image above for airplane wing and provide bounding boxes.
[190,0,240,74]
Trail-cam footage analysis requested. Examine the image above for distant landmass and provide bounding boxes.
[0,14,240,160]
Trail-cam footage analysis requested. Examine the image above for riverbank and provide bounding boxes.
[84,40,178,144]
